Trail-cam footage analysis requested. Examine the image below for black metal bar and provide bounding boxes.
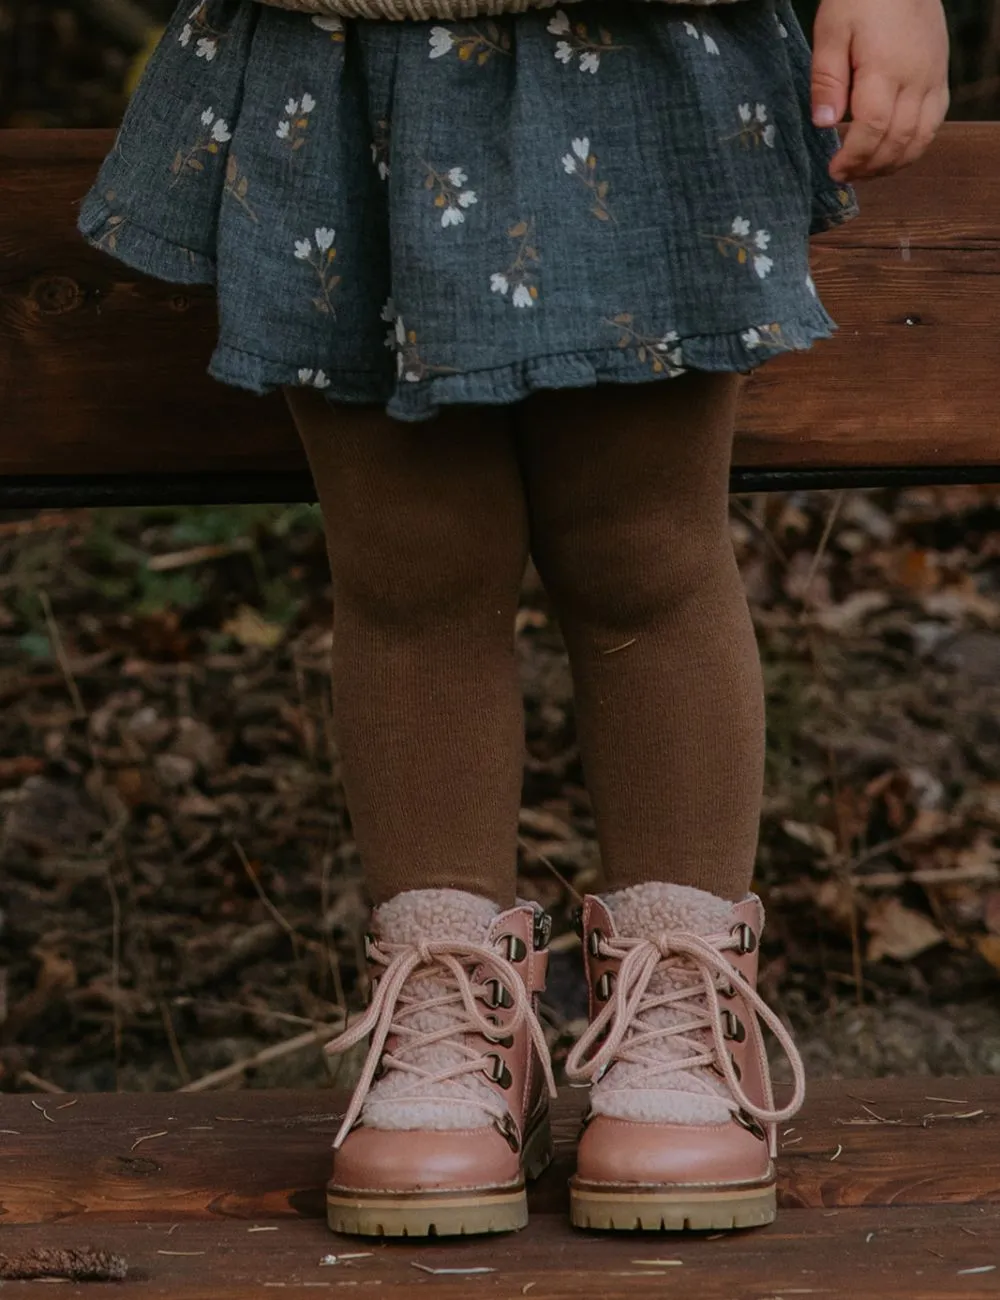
[1,465,1000,511]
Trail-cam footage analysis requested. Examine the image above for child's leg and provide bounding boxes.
[515,374,761,902]
[285,390,529,908]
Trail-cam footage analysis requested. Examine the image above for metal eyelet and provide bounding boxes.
[494,1112,521,1152]
[485,1053,513,1089]
[373,1058,387,1081]
[533,910,553,950]
[587,928,604,958]
[595,971,616,1002]
[733,1108,767,1141]
[485,978,514,1010]
[731,922,757,955]
[722,1009,746,1043]
[502,934,528,963]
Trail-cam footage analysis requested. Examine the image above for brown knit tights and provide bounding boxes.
[285,374,763,907]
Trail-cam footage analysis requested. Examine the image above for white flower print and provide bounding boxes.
[776,15,789,38]
[548,10,626,75]
[312,14,346,40]
[428,23,510,64]
[684,20,720,56]
[387,314,456,384]
[703,217,774,279]
[425,165,478,228]
[178,3,222,61]
[741,324,789,352]
[277,94,316,153]
[562,137,613,222]
[606,316,685,377]
[561,137,591,174]
[293,228,342,315]
[297,368,331,390]
[429,26,455,58]
[806,273,817,298]
[728,102,777,149]
[170,108,230,188]
[490,219,541,308]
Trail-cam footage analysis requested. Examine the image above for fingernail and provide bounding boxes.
[813,105,837,127]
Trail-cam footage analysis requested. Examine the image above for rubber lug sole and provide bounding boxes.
[327,1116,554,1239]
[569,1179,776,1232]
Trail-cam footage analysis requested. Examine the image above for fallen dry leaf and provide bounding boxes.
[222,606,285,651]
[865,897,945,963]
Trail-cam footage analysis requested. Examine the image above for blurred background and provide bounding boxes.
[1,2,1000,1097]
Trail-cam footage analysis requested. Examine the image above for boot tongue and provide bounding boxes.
[364,889,505,1132]
[594,882,739,1125]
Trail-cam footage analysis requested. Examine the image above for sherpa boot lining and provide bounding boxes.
[592,881,745,1125]
[361,888,507,1131]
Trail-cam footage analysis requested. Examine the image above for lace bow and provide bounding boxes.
[327,937,557,1148]
[564,929,806,1126]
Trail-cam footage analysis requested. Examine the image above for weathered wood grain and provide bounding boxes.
[1,1079,997,1226]
[2,125,1000,482]
[0,1207,997,1300]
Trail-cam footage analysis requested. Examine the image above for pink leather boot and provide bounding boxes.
[566,882,805,1231]
[325,889,557,1237]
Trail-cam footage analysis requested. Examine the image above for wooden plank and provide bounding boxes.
[1,125,1000,479]
[1,1079,997,1225]
[0,1208,997,1299]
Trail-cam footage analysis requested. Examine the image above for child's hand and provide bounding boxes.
[810,0,949,183]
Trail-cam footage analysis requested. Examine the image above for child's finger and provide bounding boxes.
[810,10,851,127]
[829,75,896,181]
[898,88,948,171]
[863,90,922,178]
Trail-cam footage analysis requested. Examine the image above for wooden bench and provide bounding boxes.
[1,124,1000,508]
[1,1080,998,1297]
[3,124,1000,1295]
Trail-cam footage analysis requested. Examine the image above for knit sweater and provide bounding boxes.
[258,0,747,20]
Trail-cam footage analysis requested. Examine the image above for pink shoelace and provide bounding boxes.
[564,929,806,1126]
[326,937,557,1148]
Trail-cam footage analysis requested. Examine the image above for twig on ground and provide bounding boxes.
[18,1071,65,1095]
[38,589,85,718]
[178,1022,344,1093]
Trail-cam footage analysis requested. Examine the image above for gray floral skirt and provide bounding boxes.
[78,0,858,421]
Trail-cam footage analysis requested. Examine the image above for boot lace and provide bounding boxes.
[564,929,806,1125]
[327,937,557,1148]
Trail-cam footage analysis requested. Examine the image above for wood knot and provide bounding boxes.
[31,277,84,316]
[95,1154,161,1178]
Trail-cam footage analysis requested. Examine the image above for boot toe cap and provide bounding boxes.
[331,1124,521,1194]
[576,1114,773,1188]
